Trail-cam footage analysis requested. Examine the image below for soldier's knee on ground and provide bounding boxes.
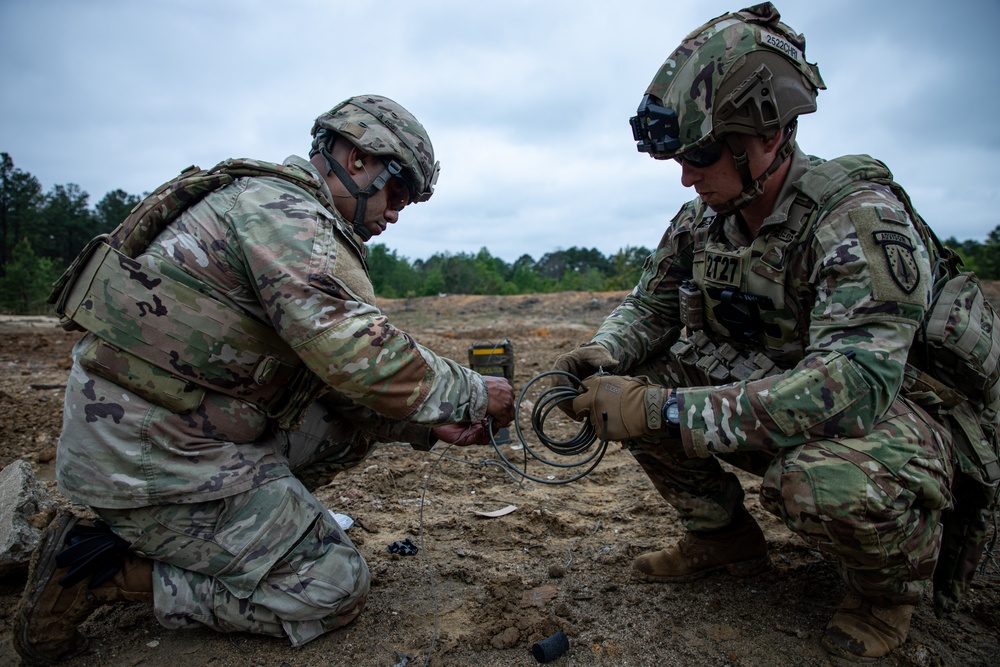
[276,512,371,621]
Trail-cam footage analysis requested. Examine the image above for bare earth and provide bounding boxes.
[1,288,999,667]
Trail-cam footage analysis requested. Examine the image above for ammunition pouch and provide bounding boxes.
[52,239,323,430]
[667,330,778,387]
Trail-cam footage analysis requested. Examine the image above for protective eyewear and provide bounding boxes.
[379,159,413,211]
[384,175,411,211]
[673,140,725,169]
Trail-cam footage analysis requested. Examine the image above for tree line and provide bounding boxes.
[2,151,999,314]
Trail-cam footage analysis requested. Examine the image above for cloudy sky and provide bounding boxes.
[2,0,997,263]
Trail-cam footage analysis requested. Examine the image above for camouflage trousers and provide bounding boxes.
[625,396,953,605]
[94,400,376,647]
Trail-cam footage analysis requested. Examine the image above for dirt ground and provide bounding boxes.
[1,289,999,667]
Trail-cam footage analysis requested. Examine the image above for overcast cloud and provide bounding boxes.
[1,0,997,263]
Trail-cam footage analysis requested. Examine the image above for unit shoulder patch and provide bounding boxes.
[872,230,920,294]
[848,206,927,305]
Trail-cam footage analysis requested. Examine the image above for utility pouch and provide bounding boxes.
[949,401,1000,485]
[55,239,319,427]
[49,234,111,332]
[679,280,704,331]
[932,402,1000,617]
[78,335,205,414]
[924,271,1000,423]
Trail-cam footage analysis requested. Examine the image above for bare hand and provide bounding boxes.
[482,375,515,427]
[432,422,491,447]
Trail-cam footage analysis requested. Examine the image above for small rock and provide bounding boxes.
[521,584,558,608]
[490,626,520,649]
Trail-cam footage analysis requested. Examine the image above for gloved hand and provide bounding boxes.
[553,342,619,381]
[551,342,619,417]
[570,375,669,441]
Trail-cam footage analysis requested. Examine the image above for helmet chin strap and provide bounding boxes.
[714,122,797,216]
[318,142,395,242]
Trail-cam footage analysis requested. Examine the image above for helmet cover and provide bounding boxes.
[312,95,440,202]
[631,2,825,160]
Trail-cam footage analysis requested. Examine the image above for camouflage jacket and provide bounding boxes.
[591,146,934,458]
[57,155,489,508]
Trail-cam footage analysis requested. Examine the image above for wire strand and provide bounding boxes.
[487,370,609,485]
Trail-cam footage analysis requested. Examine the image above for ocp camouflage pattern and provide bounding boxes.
[56,155,488,508]
[311,95,439,200]
[592,145,955,604]
[94,475,369,646]
[591,147,937,460]
[642,2,824,157]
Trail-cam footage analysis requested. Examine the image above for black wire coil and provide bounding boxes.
[488,370,608,485]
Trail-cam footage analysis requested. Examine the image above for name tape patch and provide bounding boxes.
[758,30,803,64]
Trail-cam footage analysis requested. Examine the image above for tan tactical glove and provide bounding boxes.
[552,342,620,417]
[570,375,669,441]
[553,342,619,380]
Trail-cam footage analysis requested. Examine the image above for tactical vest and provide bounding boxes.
[669,154,856,386]
[48,158,374,430]
[673,153,1000,616]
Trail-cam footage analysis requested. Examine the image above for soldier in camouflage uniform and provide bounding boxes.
[556,4,954,661]
[15,95,516,664]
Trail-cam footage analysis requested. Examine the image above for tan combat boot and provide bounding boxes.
[15,513,154,665]
[632,506,769,582]
[821,591,915,663]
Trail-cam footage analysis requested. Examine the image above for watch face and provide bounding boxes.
[666,401,679,425]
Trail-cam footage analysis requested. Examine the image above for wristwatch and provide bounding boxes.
[662,391,680,436]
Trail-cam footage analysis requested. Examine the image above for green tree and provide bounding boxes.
[0,237,60,314]
[416,252,484,295]
[368,243,421,297]
[472,247,512,294]
[34,183,94,267]
[509,254,552,293]
[604,245,651,290]
[416,260,447,296]
[0,153,44,273]
[556,265,606,292]
[979,225,1000,280]
[536,247,611,282]
[94,188,142,232]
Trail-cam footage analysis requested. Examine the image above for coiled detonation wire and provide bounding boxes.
[487,369,609,484]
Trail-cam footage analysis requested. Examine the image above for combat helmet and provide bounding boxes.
[311,95,441,240]
[630,2,825,213]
